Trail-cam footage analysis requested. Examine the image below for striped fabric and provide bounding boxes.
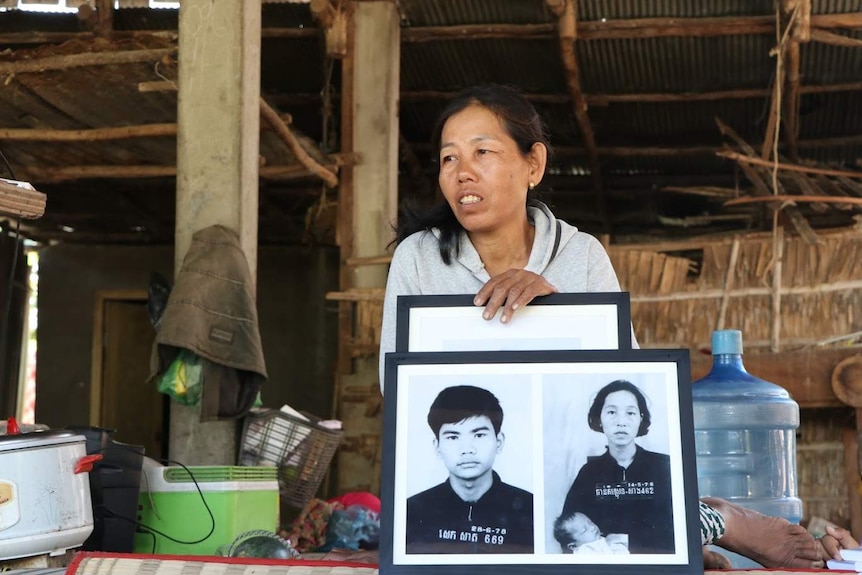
[700,501,727,546]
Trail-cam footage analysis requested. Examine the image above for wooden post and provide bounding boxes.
[770,225,784,353]
[334,0,399,496]
[94,0,113,38]
[716,237,740,331]
[782,0,811,162]
[843,427,862,538]
[548,0,609,232]
[170,0,262,465]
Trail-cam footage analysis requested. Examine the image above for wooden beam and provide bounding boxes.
[782,0,809,162]
[259,98,339,187]
[718,117,819,243]
[810,28,862,47]
[0,48,176,75]
[402,81,862,108]
[417,133,862,159]
[402,23,555,42]
[1,12,860,48]
[724,194,862,207]
[336,0,357,377]
[94,0,114,38]
[783,41,802,164]
[842,428,862,539]
[0,30,178,46]
[771,225,784,352]
[689,347,862,408]
[0,124,177,141]
[761,61,783,160]
[551,0,608,231]
[718,150,862,178]
[19,163,342,182]
[402,13,862,42]
[260,28,322,39]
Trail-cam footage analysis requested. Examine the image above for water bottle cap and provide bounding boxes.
[712,329,743,355]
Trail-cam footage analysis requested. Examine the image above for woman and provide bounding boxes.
[378,83,828,569]
[560,379,673,554]
[379,84,623,384]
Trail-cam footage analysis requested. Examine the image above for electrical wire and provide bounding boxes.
[0,147,24,416]
[91,445,218,551]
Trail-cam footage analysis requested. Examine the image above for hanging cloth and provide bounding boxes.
[149,224,267,421]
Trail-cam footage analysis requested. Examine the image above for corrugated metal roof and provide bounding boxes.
[579,0,774,19]
[399,0,551,27]
[402,39,563,93]
[1,0,861,244]
[578,35,776,93]
[812,0,862,14]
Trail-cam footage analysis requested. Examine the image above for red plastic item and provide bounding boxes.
[74,453,103,474]
[6,416,19,435]
[328,491,381,515]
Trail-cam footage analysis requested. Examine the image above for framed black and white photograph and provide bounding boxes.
[379,349,701,575]
[395,292,632,354]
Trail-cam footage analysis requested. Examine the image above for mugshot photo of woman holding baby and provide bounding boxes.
[543,375,675,555]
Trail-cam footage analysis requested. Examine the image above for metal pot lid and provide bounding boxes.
[0,430,85,452]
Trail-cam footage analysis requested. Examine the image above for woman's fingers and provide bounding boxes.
[820,525,860,560]
[475,269,558,322]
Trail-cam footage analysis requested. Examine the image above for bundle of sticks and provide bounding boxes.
[0,177,46,219]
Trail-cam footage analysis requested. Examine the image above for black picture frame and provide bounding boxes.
[395,292,632,354]
[379,349,700,575]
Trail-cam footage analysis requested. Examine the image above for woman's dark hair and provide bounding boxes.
[394,84,553,263]
[587,379,652,437]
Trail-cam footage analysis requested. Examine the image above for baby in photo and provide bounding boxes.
[553,510,630,555]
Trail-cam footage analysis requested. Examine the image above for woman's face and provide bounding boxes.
[437,104,545,235]
[599,390,642,447]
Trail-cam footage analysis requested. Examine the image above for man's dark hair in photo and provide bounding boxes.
[427,384,504,438]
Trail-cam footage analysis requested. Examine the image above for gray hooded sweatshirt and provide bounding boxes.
[379,202,633,391]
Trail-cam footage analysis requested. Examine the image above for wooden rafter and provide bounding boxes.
[716,119,818,243]
[0,48,176,75]
[95,0,114,38]
[16,162,348,183]
[2,12,862,47]
[761,4,788,161]
[0,124,177,141]
[547,0,608,231]
[0,114,295,141]
[395,80,862,107]
[718,150,862,179]
[260,98,339,188]
[810,29,862,47]
[781,0,811,162]
[725,195,862,208]
[398,13,862,42]
[409,133,862,160]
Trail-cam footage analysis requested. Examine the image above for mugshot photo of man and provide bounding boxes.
[405,384,534,554]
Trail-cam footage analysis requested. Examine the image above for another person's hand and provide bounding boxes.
[474,269,558,323]
[703,547,732,570]
[319,548,379,565]
[818,524,860,561]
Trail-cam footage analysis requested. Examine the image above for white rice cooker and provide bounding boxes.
[0,429,102,560]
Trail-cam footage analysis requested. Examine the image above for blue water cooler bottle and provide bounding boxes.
[692,329,802,568]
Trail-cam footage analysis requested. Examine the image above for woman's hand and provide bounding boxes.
[818,524,860,561]
[474,269,558,323]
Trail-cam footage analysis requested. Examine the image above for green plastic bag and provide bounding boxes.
[157,349,202,406]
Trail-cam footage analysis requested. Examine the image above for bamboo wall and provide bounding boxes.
[610,226,862,350]
[609,226,862,529]
[336,226,862,528]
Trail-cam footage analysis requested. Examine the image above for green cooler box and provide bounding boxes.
[134,464,279,555]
